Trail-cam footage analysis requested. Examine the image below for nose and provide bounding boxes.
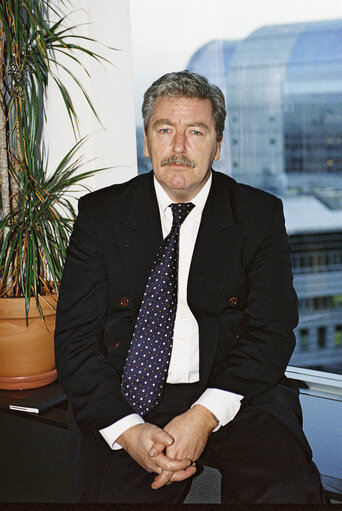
[173,129,186,154]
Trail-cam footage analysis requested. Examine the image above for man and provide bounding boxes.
[55,71,326,503]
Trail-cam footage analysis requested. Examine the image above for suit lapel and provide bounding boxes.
[188,171,242,310]
[119,173,163,303]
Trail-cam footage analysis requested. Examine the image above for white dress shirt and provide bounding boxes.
[100,173,243,449]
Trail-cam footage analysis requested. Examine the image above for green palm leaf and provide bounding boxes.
[0,0,112,320]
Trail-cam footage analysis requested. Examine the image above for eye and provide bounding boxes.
[191,129,202,136]
[159,128,170,134]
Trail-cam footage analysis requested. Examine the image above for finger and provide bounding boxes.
[151,462,197,489]
[166,464,197,484]
[151,428,174,449]
[151,469,173,490]
[148,440,167,458]
[154,454,192,473]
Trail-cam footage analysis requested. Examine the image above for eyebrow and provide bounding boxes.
[152,119,210,131]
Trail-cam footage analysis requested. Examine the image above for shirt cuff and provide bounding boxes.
[192,388,243,432]
[99,413,145,450]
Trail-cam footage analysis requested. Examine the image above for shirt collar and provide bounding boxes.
[153,172,212,219]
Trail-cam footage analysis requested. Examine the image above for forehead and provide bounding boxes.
[149,96,214,125]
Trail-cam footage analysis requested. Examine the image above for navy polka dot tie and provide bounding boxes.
[121,202,195,416]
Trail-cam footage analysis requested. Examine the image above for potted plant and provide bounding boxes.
[0,0,106,389]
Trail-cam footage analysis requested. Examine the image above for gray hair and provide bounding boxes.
[142,70,226,141]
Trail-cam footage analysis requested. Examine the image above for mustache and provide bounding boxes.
[160,155,196,168]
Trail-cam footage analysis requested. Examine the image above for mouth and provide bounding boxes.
[168,162,190,168]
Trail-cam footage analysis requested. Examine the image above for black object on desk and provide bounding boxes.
[9,382,66,413]
[0,381,68,428]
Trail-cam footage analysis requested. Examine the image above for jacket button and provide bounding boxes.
[120,297,129,307]
[229,296,238,307]
[113,340,120,350]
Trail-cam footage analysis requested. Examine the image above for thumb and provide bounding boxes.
[149,430,174,457]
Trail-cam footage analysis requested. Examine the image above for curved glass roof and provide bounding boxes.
[187,40,238,91]
[187,20,342,97]
[289,20,342,64]
[286,20,342,96]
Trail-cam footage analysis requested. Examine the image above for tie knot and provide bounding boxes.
[170,202,195,226]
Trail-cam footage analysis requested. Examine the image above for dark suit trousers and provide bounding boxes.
[69,382,327,504]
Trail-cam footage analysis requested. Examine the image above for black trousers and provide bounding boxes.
[69,381,327,504]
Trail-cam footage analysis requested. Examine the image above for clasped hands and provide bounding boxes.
[117,404,218,490]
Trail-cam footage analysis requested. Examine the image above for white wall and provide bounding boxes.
[44,0,137,197]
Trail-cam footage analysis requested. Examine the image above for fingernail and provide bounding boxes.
[150,449,156,457]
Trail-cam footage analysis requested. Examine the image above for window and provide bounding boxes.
[335,326,342,347]
[299,329,310,352]
[184,22,342,375]
[332,295,342,308]
[318,327,327,349]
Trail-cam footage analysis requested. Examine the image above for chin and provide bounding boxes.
[168,176,189,189]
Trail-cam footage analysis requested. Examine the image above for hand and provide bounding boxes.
[117,422,192,482]
[150,405,218,489]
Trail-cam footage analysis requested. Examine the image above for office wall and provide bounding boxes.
[44,0,137,196]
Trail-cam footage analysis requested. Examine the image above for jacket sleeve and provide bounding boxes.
[54,196,133,434]
[208,197,298,401]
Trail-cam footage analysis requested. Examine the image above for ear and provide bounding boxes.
[143,129,150,158]
[214,137,223,161]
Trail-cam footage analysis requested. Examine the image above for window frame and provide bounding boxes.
[286,365,342,398]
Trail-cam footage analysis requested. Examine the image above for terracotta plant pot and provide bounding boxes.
[0,295,57,390]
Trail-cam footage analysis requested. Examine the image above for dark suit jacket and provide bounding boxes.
[54,170,298,434]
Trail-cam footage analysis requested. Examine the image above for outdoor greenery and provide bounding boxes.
[0,0,106,317]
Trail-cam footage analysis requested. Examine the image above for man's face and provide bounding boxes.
[143,96,223,202]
